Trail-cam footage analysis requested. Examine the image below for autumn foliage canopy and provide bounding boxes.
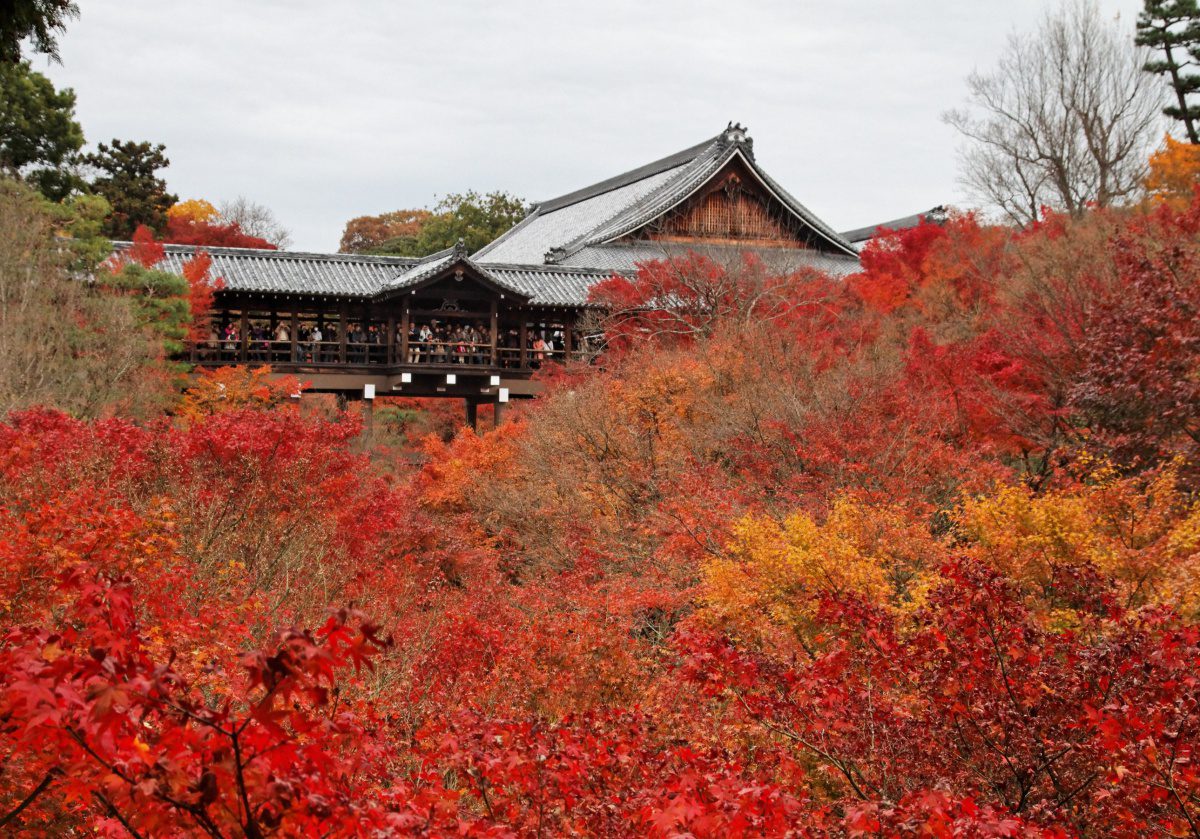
[3,189,1200,835]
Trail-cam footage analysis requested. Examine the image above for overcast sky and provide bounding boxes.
[37,0,1146,251]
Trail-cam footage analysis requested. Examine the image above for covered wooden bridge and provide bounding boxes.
[132,123,863,426]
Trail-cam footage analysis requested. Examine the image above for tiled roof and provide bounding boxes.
[380,242,532,300]
[484,264,615,307]
[474,124,858,267]
[113,241,608,306]
[557,243,861,278]
[841,206,949,245]
[112,242,417,297]
[476,164,690,265]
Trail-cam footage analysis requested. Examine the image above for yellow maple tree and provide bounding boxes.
[958,466,1200,620]
[167,198,219,225]
[701,497,942,649]
[1144,134,1200,208]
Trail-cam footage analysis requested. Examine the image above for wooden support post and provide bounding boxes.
[564,319,574,361]
[314,311,324,363]
[361,397,374,450]
[399,301,410,365]
[338,305,347,364]
[464,400,478,432]
[362,302,372,364]
[489,299,499,367]
[290,308,299,364]
[518,313,528,369]
[239,310,249,363]
[494,399,505,427]
[386,313,396,365]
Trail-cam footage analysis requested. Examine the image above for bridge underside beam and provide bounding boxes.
[260,369,541,400]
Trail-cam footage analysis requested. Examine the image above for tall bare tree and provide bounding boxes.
[945,0,1164,225]
[218,196,292,249]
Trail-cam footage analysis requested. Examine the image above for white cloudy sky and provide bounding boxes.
[37,0,1146,251]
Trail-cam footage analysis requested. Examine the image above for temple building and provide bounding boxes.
[126,123,868,420]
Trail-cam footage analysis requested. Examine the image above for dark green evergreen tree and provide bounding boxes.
[0,0,79,63]
[83,139,177,239]
[0,60,84,199]
[1137,0,1200,143]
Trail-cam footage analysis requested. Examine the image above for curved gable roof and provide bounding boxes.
[474,124,857,266]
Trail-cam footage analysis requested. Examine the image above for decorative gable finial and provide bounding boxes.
[453,237,468,257]
[722,122,749,144]
[719,122,754,159]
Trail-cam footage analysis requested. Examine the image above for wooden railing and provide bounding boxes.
[185,339,580,370]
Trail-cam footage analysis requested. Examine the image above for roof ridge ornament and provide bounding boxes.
[452,237,468,257]
[719,121,754,160]
[721,121,748,143]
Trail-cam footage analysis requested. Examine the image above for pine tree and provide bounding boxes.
[0,0,78,64]
[1137,0,1200,143]
[83,139,177,239]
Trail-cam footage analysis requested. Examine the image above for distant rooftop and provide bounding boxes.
[841,206,949,246]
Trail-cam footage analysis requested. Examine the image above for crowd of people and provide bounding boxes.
[200,319,569,368]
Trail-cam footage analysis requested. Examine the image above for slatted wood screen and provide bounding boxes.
[649,189,804,246]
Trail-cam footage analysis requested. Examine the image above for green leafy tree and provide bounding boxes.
[84,139,177,239]
[0,60,84,200]
[339,192,526,257]
[0,0,78,63]
[413,190,527,255]
[1137,0,1200,143]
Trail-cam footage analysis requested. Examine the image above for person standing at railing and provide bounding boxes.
[406,323,418,363]
[222,324,238,361]
[436,325,449,364]
[365,325,378,363]
[310,325,323,363]
[274,322,290,363]
[419,324,433,363]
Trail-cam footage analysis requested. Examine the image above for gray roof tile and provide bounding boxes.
[112,242,417,297]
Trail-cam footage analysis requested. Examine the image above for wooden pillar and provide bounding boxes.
[361,397,374,450]
[518,312,528,368]
[464,400,478,432]
[399,300,410,365]
[362,302,372,364]
[494,399,506,427]
[386,313,396,365]
[489,299,499,367]
[290,308,299,364]
[564,317,574,361]
[338,304,347,364]
[239,310,248,363]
